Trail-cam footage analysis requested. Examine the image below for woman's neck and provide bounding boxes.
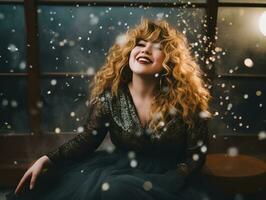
[129,74,157,100]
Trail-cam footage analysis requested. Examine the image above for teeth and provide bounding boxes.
[138,58,151,63]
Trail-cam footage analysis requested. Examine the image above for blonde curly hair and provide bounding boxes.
[89,17,212,131]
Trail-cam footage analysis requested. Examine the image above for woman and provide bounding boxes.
[7,18,221,200]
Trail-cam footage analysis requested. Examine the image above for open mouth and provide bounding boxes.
[136,56,153,64]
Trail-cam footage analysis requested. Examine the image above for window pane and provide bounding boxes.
[0,78,29,134]
[209,79,266,135]
[0,5,26,73]
[40,77,90,133]
[38,6,207,72]
[216,7,266,75]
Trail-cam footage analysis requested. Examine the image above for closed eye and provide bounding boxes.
[136,42,145,47]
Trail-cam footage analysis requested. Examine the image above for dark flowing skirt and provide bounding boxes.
[6,149,225,200]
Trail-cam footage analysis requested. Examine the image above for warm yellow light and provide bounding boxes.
[259,11,266,36]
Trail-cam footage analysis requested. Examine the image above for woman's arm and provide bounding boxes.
[46,93,110,167]
[176,112,209,178]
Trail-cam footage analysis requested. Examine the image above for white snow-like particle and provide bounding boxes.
[51,79,57,86]
[7,44,18,52]
[2,99,8,106]
[154,73,159,78]
[227,103,233,111]
[130,159,138,168]
[89,15,99,25]
[159,121,165,127]
[199,111,211,118]
[214,112,219,116]
[77,126,84,133]
[55,128,61,134]
[244,58,254,68]
[92,130,98,135]
[258,131,266,140]
[156,12,164,20]
[192,154,199,161]
[86,67,95,76]
[0,13,5,20]
[256,90,262,96]
[227,147,238,157]
[36,101,43,108]
[143,181,153,191]
[115,34,127,47]
[128,151,136,159]
[101,182,110,191]
[70,112,75,117]
[11,100,18,107]
[200,146,207,153]
[243,94,248,99]
[19,61,26,70]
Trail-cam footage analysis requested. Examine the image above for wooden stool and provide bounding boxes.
[204,154,266,194]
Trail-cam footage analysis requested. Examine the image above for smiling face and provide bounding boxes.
[129,39,165,76]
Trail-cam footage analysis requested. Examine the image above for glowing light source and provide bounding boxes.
[259,11,266,36]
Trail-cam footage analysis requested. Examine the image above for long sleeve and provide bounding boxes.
[46,94,110,167]
[176,111,209,178]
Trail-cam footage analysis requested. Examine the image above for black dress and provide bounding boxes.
[7,85,224,200]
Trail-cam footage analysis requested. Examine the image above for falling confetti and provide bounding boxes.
[258,131,266,140]
[227,146,238,157]
[115,34,127,47]
[143,181,153,191]
[77,126,84,133]
[2,99,8,106]
[244,58,254,68]
[55,127,61,134]
[7,44,18,52]
[92,130,98,135]
[0,13,5,20]
[256,90,262,96]
[128,151,136,159]
[199,111,211,118]
[192,154,199,161]
[70,112,75,117]
[130,159,138,168]
[51,79,57,86]
[19,61,26,70]
[101,182,110,191]
[10,100,18,107]
[200,145,207,153]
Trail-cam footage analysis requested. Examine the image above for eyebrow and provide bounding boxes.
[138,39,161,45]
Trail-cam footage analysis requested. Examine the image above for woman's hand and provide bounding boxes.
[14,155,52,195]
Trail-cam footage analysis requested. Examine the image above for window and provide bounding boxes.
[0,0,265,136]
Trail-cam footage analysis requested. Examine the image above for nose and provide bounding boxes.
[141,43,152,55]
